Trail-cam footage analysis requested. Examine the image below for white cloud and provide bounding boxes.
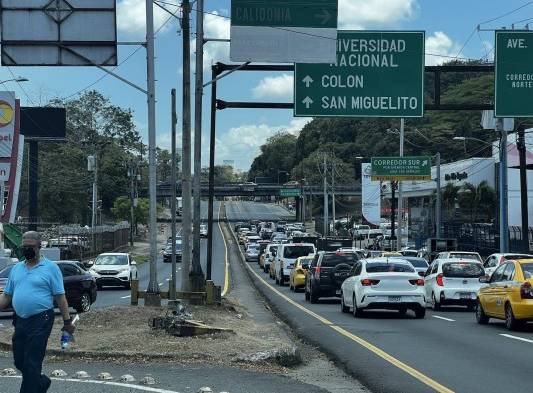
[338,0,419,29]
[252,74,294,99]
[117,0,178,38]
[202,11,231,70]
[214,118,312,170]
[425,31,461,66]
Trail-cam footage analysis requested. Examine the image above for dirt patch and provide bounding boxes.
[0,298,299,372]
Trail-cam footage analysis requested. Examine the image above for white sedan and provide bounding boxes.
[340,258,426,318]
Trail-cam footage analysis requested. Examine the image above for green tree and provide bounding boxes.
[440,183,461,220]
[111,196,152,226]
[248,132,297,181]
[458,181,496,223]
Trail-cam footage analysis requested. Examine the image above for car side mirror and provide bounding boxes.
[302,264,309,270]
[84,260,94,268]
[131,261,137,266]
[479,275,490,283]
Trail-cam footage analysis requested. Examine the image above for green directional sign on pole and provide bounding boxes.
[495,30,533,117]
[371,156,431,181]
[280,188,301,197]
[230,0,338,63]
[294,31,425,117]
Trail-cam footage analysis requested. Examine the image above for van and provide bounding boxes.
[274,243,316,286]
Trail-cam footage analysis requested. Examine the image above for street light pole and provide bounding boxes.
[397,118,404,250]
[435,152,442,238]
[497,119,509,253]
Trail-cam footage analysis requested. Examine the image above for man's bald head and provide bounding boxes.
[22,231,41,247]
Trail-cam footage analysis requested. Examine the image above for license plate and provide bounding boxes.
[335,289,341,295]
[388,296,402,303]
[460,293,471,300]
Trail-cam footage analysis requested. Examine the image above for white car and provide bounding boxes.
[340,258,426,318]
[263,244,277,272]
[483,253,533,277]
[245,244,260,262]
[274,243,316,286]
[424,258,485,310]
[89,253,138,289]
[435,251,482,264]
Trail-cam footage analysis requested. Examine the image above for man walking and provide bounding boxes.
[0,231,75,393]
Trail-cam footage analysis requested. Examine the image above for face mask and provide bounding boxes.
[22,246,36,260]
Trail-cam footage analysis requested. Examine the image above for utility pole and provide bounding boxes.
[391,182,396,249]
[331,160,336,236]
[89,154,98,229]
[497,118,509,253]
[181,0,193,294]
[170,89,178,301]
[517,126,529,253]
[435,152,442,238]
[397,118,404,250]
[145,0,160,305]
[192,0,205,293]
[322,154,328,236]
[129,162,135,246]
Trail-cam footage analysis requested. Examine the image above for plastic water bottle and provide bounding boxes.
[60,331,71,350]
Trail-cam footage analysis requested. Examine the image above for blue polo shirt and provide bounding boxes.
[4,257,65,318]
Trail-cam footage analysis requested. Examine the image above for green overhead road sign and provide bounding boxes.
[495,30,533,117]
[231,0,337,28]
[294,31,425,117]
[230,0,338,63]
[280,188,301,197]
[371,156,431,181]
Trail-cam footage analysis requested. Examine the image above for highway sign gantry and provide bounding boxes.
[495,30,533,117]
[280,188,301,197]
[294,31,425,117]
[371,156,431,181]
[230,0,338,63]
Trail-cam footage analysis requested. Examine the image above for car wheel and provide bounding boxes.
[505,303,523,331]
[340,293,349,313]
[96,282,103,290]
[414,307,426,319]
[352,295,363,318]
[124,277,131,290]
[305,284,310,301]
[466,302,476,312]
[310,285,319,304]
[75,292,92,313]
[476,300,489,325]
[398,307,407,316]
[432,293,441,311]
[279,272,285,286]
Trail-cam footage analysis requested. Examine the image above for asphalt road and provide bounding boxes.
[0,357,326,393]
[93,201,226,309]
[227,202,533,393]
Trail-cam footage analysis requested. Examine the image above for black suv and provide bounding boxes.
[305,251,359,303]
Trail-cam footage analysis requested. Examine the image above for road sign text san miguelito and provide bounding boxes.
[294,31,425,117]
[495,30,533,117]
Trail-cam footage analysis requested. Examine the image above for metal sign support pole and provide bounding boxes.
[207,66,218,281]
[145,0,160,303]
[517,126,530,253]
[397,118,404,250]
[498,118,509,253]
[435,152,442,238]
[170,89,178,301]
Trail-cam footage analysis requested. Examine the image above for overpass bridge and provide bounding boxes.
[156,182,361,198]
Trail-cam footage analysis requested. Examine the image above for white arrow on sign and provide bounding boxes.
[302,75,314,87]
[314,9,332,25]
[302,97,313,109]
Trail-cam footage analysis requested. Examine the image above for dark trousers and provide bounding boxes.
[12,309,54,393]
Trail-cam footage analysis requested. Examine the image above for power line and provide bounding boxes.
[479,1,533,26]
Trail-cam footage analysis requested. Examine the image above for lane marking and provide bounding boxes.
[226,224,454,393]
[120,295,131,299]
[0,375,180,393]
[432,316,456,322]
[500,333,533,344]
[219,202,230,297]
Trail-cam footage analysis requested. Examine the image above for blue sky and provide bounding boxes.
[2,0,532,170]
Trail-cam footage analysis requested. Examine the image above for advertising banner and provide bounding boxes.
[361,163,381,226]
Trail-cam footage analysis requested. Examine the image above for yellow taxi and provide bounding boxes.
[477,259,533,330]
[289,256,314,292]
[382,252,402,257]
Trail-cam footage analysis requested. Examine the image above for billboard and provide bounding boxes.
[1,0,117,66]
[361,163,380,226]
[0,92,23,222]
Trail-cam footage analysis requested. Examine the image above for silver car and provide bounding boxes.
[245,244,260,262]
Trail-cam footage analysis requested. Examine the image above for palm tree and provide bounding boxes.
[441,183,460,219]
[458,181,496,223]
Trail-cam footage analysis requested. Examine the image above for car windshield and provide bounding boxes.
[247,245,259,250]
[95,255,128,266]
[0,265,13,278]
[450,253,481,261]
[322,254,357,267]
[366,262,415,273]
[283,246,314,258]
[442,262,484,278]
[521,263,533,279]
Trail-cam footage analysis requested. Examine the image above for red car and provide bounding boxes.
[0,261,97,313]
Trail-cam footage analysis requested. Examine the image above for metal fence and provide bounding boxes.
[42,223,130,261]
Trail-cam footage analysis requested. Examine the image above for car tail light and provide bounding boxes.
[436,274,444,287]
[409,279,424,286]
[361,279,380,286]
[520,282,533,299]
[314,266,321,276]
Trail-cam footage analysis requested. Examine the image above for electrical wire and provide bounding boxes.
[479,1,533,26]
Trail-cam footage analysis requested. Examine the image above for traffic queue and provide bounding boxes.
[235,221,533,330]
